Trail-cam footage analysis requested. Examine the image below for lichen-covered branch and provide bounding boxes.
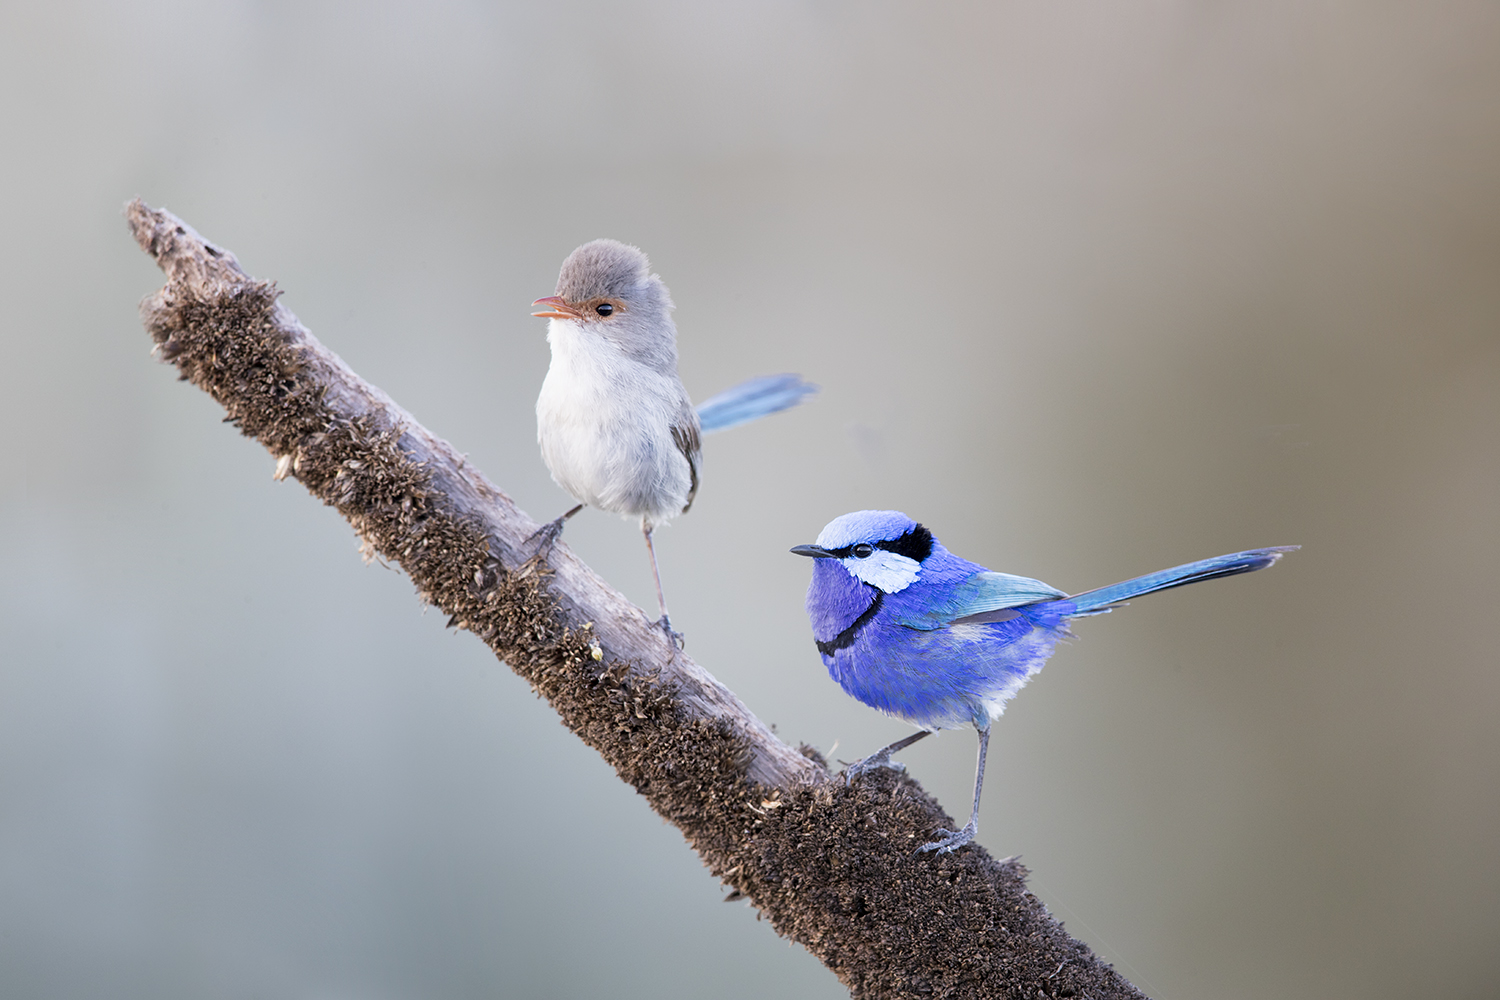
[126,199,1148,1000]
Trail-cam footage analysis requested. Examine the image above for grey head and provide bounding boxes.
[532,239,679,373]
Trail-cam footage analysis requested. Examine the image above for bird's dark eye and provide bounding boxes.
[852,543,874,558]
[595,303,614,316]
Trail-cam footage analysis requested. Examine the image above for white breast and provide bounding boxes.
[536,319,694,524]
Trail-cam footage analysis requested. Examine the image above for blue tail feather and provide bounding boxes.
[696,374,818,434]
[1067,546,1298,616]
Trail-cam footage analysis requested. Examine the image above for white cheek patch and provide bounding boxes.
[843,550,922,593]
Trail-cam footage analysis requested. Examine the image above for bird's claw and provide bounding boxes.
[526,516,567,555]
[917,821,977,855]
[657,615,685,649]
[843,753,906,785]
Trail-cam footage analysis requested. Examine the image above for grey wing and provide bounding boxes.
[669,413,702,514]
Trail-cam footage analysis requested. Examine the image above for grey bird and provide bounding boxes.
[531,239,815,643]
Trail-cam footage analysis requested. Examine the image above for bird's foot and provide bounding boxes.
[843,751,906,785]
[527,504,584,557]
[656,614,685,650]
[917,820,977,855]
[526,516,568,555]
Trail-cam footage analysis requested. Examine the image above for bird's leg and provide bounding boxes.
[527,503,584,554]
[919,723,990,854]
[643,523,684,648]
[845,730,932,783]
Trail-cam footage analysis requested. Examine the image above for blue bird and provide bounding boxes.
[792,510,1296,854]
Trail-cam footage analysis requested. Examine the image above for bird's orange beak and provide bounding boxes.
[531,296,583,320]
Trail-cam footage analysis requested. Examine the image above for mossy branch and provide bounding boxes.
[126,199,1148,1000]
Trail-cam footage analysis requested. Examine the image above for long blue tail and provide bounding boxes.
[1067,546,1298,616]
[696,374,818,434]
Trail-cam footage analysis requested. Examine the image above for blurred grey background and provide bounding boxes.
[1,1,1497,997]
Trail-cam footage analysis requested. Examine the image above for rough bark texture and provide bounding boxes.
[126,199,1149,1000]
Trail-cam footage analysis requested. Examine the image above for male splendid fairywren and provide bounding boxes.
[794,510,1295,853]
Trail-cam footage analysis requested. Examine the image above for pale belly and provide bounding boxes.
[827,614,1070,730]
[536,352,693,524]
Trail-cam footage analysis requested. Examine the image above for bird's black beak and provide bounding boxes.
[790,544,835,559]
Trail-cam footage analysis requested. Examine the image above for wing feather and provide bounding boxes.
[669,421,701,513]
[892,571,1067,630]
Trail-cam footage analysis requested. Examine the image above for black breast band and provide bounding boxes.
[815,589,884,656]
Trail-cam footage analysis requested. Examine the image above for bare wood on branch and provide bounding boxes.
[126,199,1147,1000]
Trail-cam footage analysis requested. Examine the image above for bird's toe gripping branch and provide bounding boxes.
[527,503,584,556]
[843,729,933,786]
[656,614,685,650]
[844,752,908,783]
[918,821,980,855]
